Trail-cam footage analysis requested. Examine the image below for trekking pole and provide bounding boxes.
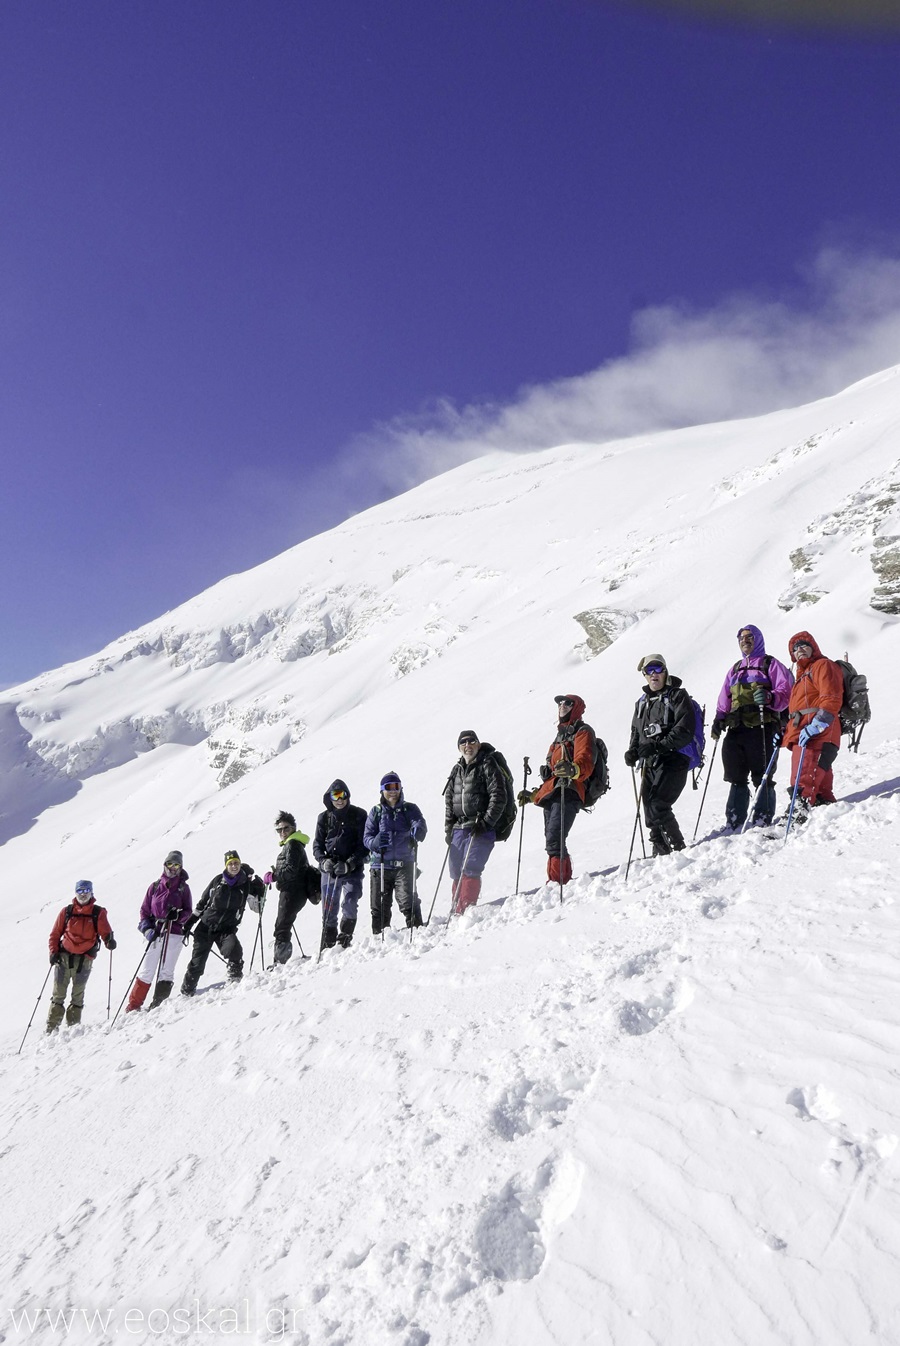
[851,722,866,754]
[316,874,334,964]
[291,925,307,958]
[409,842,419,946]
[514,756,532,895]
[630,767,647,860]
[742,740,781,834]
[110,935,157,1029]
[379,860,387,943]
[557,776,566,904]
[624,762,645,882]
[425,844,451,925]
[248,883,267,974]
[107,947,114,1019]
[17,966,54,1054]
[152,921,172,1002]
[692,737,719,841]
[784,744,807,843]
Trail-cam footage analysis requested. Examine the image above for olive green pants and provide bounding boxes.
[47,955,93,1031]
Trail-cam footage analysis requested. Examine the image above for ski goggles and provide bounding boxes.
[330,790,348,801]
[792,642,812,657]
[382,783,401,794]
[164,861,181,872]
[643,663,666,676]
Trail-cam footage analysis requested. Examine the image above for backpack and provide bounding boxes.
[485,749,517,842]
[835,655,871,746]
[304,864,323,904]
[680,699,706,773]
[63,904,101,956]
[581,724,610,808]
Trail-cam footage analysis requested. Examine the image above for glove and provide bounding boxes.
[263,871,274,886]
[50,951,61,966]
[165,906,180,921]
[142,925,156,941]
[517,789,536,807]
[445,828,453,845]
[638,745,657,762]
[105,936,117,951]
[333,861,348,876]
[183,912,199,935]
[752,686,771,706]
[321,859,335,874]
[798,711,831,747]
[553,760,578,780]
[710,719,725,741]
[539,763,551,782]
[624,749,638,767]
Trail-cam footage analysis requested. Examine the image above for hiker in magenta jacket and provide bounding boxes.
[711,624,794,829]
[126,850,192,1013]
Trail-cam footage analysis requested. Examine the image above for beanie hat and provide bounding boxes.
[457,729,478,746]
[637,653,667,673]
[164,850,183,867]
[380,773,402,792]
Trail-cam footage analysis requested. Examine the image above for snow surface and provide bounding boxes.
[1,366,899,1344]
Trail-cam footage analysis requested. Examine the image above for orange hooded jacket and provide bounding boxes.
[533,695,596,807]
[781,631,843,751]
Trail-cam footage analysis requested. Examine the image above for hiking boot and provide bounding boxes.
[323,926,338,949]
[227,961,243,982]
[338,917,357,949]
[65,1004,82,1026]
[150,980,173,1008]
[180,974,198,997]
[273,940,292,965]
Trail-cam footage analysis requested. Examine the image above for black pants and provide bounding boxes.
[722,722,780,824]
[641,756,689,853]
[542,792,581,860]
[273,889,306,944]
[184,925,242,986]
[370,863,420,933]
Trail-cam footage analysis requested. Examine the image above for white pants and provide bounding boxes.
[136,931,182,984]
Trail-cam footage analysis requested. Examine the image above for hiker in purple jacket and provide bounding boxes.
[126,850,193,1012]
[711,625,794,829]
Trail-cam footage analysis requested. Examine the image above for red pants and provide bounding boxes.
[789,742,837,804]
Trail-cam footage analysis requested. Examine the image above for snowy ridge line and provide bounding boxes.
[3,742,898,1346]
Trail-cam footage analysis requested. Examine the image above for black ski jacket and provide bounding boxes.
[273,834,311,901]
[627,676,695,767]
[313,779,368,870]
[196,864,264,933]
[444,743,508,834]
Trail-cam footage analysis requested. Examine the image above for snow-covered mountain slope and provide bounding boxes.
[1,366,899,1345]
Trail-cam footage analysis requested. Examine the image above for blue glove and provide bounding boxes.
[142,926,156,941]
[798,712,831,747]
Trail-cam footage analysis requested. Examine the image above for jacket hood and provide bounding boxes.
[788,630,823,667]
[556,694,586,724]
[322,778,352,809]
[736,624,766,657]
[72,896,95,913]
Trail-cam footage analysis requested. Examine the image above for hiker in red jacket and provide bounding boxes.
[781,631,844,820]
[47,879,116,1031]
[522,695,595,887]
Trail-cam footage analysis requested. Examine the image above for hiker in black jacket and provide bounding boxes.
[181,851,264,994]
[313,780,367,949]
[624,654,694,856]
[264,810,312,964]
[444,731,509,913]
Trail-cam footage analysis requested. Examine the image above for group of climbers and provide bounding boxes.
[44,625,860,1024]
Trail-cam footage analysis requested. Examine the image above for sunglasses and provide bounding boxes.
[643,664,665,676]
[557,699,574,708]
[458,736,478,746]
[276,824,292,833]
[792,644,812,656]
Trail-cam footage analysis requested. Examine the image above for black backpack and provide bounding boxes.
[485,749,517,842]
[582,725,610,807]
[835,655,871,749]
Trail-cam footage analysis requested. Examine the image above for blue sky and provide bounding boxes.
[2,0,899,686]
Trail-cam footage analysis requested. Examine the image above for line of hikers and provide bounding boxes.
[44,625,869,1026]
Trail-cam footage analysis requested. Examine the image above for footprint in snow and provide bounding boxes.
[617,980,693,1036]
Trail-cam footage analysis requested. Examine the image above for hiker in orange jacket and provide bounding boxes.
[781,631,843,819]
[526,694,595,887]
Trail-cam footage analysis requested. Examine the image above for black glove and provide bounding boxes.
[322,859,335,874]
[539,763,551,782]
[183,912,199,935]
[445,828,453,845]
[624,749,638,768]
[638,746,657,762]
[166,906,180,921]
[50,951,61,966]
[105,936,117,951]
[710,719,724,740]
[333,861,348,876]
